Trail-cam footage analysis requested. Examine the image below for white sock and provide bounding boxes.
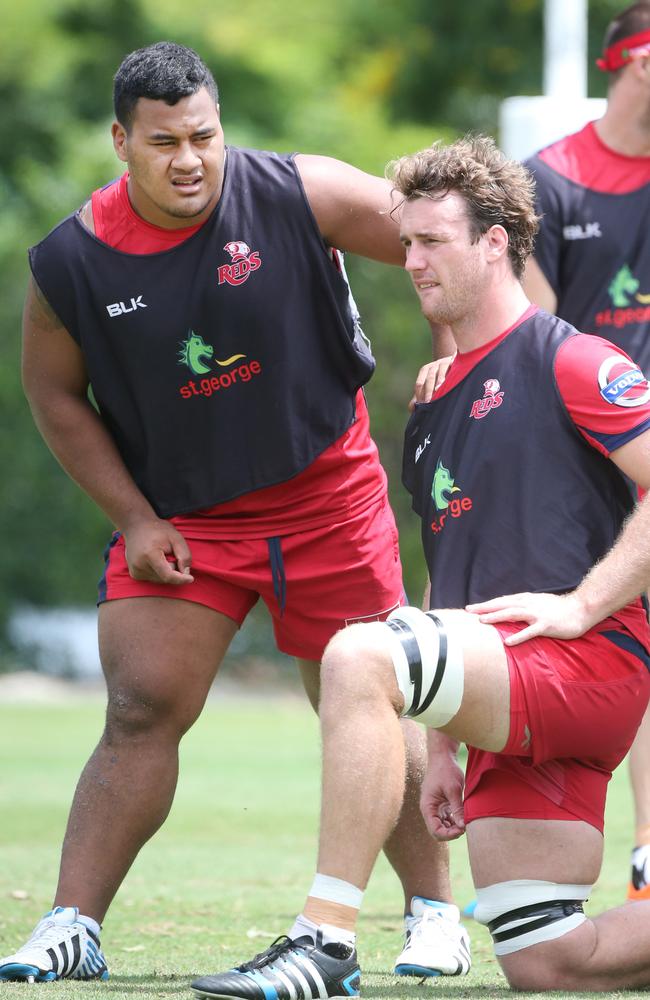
[408,896,460,922]
[77,914,101,938]
[288,914,356,949]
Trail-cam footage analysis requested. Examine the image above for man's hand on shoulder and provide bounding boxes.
[123,516,195,585]
[296,153,404,265]
[466,591,594,645]
[409,355,455,410]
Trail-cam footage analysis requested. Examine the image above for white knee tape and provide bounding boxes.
[474,879,591,955]
[384,606,464,728]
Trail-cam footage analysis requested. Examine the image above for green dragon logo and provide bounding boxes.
[178,331,246,376]
[178,332,214,375]
[609,265,644,308]
[432,459,461,511]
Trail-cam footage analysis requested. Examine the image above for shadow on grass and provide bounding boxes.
[361,993,512,1000]
[104,975,192,994]
[360,969,512,999]
[97,977,514,999]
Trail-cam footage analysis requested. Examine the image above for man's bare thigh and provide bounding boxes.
[98,597,239,707]
[467,815,603,887]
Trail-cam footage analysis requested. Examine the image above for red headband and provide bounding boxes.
[597,28,650,71]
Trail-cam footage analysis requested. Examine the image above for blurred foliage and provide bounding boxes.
[0,0,623,667]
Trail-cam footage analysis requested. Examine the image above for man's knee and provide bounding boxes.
[321,606,468,728]
[104,681,200,741]
[500,927,598,991]
[475,879,593,990]
[320,623,402,714]
[384,605,465,727]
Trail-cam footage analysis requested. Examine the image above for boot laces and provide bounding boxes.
[238,936,299,972]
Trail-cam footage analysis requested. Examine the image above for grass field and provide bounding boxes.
[0,693,645,999]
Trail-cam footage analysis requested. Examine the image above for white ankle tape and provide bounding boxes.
[384,606,464,727]
[308,874,364,910]
[474,879,591,955]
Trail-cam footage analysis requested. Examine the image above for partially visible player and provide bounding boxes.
[523,1,650,900]
[411,2,650,904]
[0,42,467,984]
[192,135,650,998]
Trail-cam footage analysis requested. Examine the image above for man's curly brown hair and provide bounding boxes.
[388,135,539,279]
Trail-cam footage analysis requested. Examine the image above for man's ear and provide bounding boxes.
[112,121,128,163]
[484,224,509,262]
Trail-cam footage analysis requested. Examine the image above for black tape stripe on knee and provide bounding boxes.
[488,899,585,944]
[387,619,422,713]
[416,612,448,716]
[387,612,448,717]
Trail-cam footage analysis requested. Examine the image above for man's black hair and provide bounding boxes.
[604,2,650,80]
[114,41,219,129]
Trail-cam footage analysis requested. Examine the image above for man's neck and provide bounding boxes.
[596,94,650,157]
[449,280,531,354]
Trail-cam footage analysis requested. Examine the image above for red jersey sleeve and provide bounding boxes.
[554,333,650,456]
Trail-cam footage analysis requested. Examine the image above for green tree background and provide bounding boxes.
[0,0,622,668]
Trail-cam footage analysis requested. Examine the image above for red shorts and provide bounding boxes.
[99,497,405,661]
[464,617,650,832]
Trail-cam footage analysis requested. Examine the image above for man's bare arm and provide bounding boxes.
[22,277,193,584]
[567,429,650,621]
[297,155,456,398]
[468,428,650,642]
[296,154,404,265]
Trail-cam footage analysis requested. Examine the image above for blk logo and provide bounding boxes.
[415,434,431,463]
[106,295,147,317]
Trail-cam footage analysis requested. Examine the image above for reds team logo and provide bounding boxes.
[470,378,505,420]
[598,356,650,408]
[218,240,262,286]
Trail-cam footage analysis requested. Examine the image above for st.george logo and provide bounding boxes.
[608,265,649,308]
[432,459,461,511]
[217,240,262,287]
[176,329,262,400]
[177,330,246,376]
[430,459,473,534]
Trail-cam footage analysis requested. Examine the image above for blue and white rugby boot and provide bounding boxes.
[394,897,471,977]
[192,934,360,999]
[0,906,108,982]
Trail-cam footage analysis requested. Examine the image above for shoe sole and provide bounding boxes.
[395,963,442,977]
[0,964,57,983]
[0,962,109,983]
[193,994,353,999]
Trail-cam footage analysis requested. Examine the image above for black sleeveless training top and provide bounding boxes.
[403,311,636,609]
[29,147,376,517]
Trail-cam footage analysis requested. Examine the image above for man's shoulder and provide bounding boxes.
[225,146,302,198]
[31,207,85,255]
[528,122,650,196]
[227,145,296,168]
[525,124,594,183]
[523,307,577,340]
